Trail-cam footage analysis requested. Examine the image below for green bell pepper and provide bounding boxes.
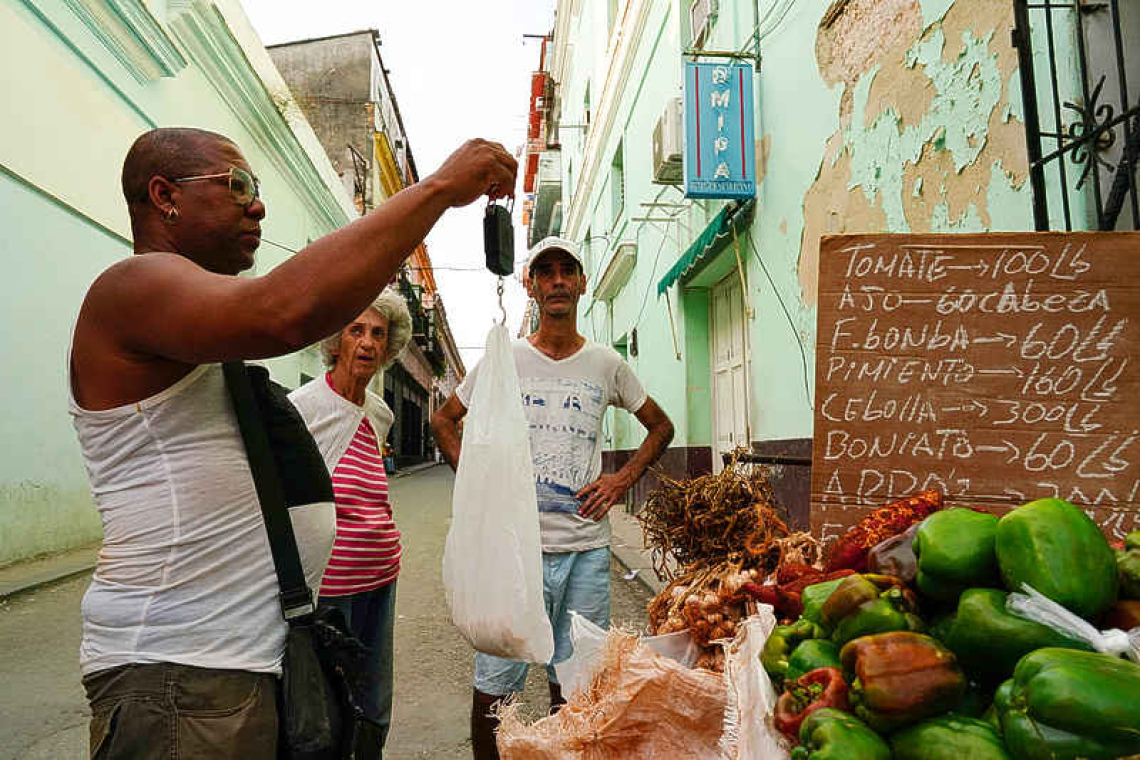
[995,498,1118,619]
[1126,530,1140,551]
[913,508,1000,601]
[995,648,1140,760]
[801,577,850,629]
[926,611,956,644]
[1118,531,1140,599]
[820,575,881,628]
[760,618,823,686]
[840,631,967,732]
[890,714,1012,760]
[981,702,1001,732]
[789,708,891,760]
[945,588,1091,680]
[830,590,924,648]
[981,679,1011,731]
[785,639,842,683]
[950,681,991,718]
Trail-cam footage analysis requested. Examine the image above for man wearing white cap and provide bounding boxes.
[432,236,674,760]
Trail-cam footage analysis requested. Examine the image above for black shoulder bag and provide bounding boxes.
[223,361,382,760]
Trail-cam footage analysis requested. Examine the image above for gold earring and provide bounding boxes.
[165,206,180,223]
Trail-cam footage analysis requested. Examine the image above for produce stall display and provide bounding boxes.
[753,494,1140,760]
[634,464,1140,758]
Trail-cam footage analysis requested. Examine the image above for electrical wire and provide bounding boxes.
[584,184,672,292]
[631,222,674,330]
[582,185,684,343]
[747,233,813,411]
[756,0,799,42]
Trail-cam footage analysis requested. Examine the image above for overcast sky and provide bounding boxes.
[239,0,557,371]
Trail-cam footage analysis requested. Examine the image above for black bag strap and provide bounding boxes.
[222,361,315,621]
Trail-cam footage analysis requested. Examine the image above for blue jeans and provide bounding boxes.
[474,547,611,696]
[319,582,396,751]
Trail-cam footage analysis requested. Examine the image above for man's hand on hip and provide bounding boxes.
[575,472,634,521]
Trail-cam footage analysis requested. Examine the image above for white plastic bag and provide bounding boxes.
[554,612,704,698]
[553,612,608,697]
[643,626,703,668]
[1007,583,1140,663]
[442,323,554,663]
[721,606,791,760]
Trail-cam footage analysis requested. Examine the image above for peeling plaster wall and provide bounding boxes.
[797,0,1030,308]
[748,0,1040,441]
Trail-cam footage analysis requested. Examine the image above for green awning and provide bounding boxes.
[656,199,755,296]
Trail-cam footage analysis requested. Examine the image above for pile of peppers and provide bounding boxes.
[757,497,1140,760]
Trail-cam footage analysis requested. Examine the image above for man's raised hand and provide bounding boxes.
[429,139,518,208]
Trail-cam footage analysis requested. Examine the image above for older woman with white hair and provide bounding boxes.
[288,288,412,752]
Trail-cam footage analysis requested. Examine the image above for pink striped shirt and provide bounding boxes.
[320,415,401,596]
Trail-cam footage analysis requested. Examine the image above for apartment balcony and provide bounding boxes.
[527,149,562,248]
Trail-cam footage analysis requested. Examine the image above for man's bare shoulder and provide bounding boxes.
[86,253,196,299]
[73,254,208,410]
[80,253,211,332]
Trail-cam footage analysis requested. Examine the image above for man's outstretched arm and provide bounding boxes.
[94,140,517,366]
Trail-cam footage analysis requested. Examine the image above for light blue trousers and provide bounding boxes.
[474,547,610,696]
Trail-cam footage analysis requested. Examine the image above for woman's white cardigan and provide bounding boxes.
[288,375,395,472]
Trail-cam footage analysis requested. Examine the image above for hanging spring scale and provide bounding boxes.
[484,195,515,324]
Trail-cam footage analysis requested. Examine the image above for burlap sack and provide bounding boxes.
[497,629,727,760]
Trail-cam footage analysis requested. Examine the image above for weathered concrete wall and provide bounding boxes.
[269,33,377,206]
[744,0,1037,442]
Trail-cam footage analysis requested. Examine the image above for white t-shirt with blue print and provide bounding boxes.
[456,338,648,552]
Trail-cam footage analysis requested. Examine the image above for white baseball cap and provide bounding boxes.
[527,236,584,271]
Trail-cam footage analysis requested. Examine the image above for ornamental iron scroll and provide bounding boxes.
[1013,0,1140,231]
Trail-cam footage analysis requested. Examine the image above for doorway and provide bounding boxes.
[710,272,752,470]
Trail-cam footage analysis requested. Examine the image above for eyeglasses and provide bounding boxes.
[171,166,260,206]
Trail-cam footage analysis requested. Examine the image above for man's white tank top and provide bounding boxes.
[68,361,335,676]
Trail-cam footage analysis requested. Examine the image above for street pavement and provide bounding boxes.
[0,465,655,760]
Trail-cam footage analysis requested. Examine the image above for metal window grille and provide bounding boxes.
[1013,0,1140,231]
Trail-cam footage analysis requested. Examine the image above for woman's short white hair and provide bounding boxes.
[320,288,413,369]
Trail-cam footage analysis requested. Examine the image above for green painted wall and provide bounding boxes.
[554,0,1086,464]
[0,0,353,564]
[0,171,124,562]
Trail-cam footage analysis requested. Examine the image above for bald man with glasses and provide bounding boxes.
[68,127,516,759]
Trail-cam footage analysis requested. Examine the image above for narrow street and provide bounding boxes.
[0,466,653,760]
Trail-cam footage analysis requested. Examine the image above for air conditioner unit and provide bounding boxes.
[689,0,718,47]
[652,98,684,184]
[595,242,638,301]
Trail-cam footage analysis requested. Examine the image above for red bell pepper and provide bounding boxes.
[773,667,850,739]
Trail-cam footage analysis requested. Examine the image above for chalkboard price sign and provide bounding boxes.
[810,232,1140,544]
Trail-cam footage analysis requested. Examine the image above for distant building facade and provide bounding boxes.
[269,30,465,466]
